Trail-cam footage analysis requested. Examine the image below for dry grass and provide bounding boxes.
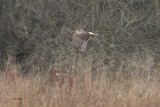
[0,62,160,107]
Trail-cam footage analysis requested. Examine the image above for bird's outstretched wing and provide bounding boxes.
[79,40,89,52]
[72,36,84,51]
[74,30,90,40]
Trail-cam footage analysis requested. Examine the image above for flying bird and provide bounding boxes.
[71,29,98,52]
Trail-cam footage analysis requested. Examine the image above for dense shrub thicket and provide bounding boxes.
[0,0,159,73]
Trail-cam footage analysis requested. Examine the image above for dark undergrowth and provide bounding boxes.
[0,0,160,73]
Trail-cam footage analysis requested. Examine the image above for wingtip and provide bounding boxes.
[89,32,98,36]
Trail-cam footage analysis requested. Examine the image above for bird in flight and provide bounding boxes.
[71,29,98,52]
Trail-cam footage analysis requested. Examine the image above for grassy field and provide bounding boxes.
[0,59,160,107]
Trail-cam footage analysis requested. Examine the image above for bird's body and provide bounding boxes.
[72,29,98,52]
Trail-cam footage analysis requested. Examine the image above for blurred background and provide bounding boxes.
[0,0,159,74]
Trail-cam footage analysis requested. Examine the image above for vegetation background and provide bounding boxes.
[0,0,160,106]
[0,0,159,73]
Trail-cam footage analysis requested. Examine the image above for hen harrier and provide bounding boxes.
[72,29,98,52]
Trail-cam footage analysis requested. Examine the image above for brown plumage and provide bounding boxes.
[72,29,98,52]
